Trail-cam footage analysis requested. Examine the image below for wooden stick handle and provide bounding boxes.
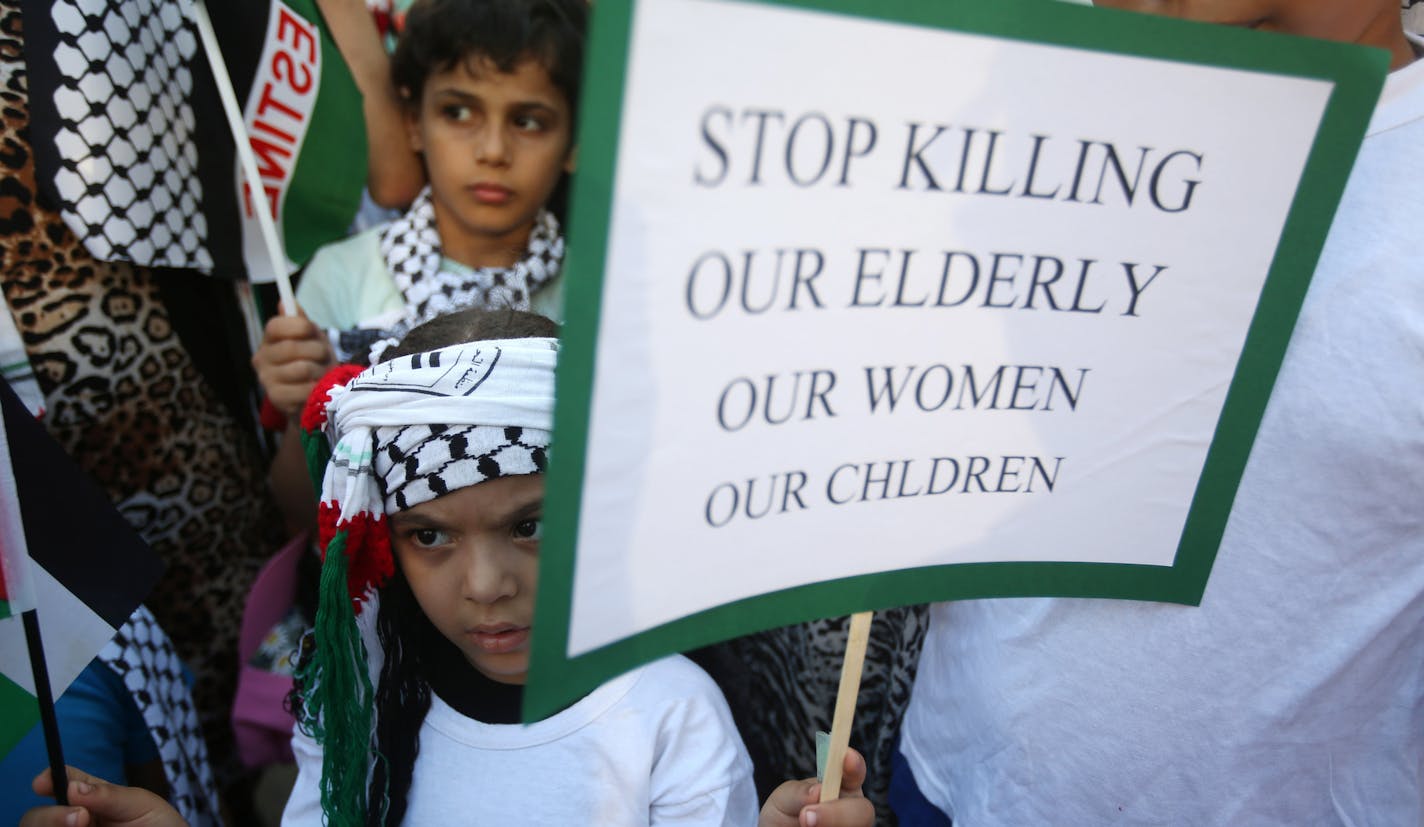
[820,610,873,803]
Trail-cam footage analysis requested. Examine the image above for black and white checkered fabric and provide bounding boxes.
[325,191,563,364]
[378,187,564,326]
[44,0,212,268]
[99,605,221,826]
[376,423,549,512]
[332,324,401,366]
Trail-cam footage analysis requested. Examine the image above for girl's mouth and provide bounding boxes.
[468,625,529,653]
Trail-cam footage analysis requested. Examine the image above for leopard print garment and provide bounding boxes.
[0,1,281,789]
[695,604,929,826]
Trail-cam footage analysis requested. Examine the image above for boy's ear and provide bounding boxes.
[563,144,578,174]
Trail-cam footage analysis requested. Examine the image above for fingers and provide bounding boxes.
[255,362,327,417]
[760,778,817,826]
[30,766,55,797]
[263,375,324,418]
[268,358,330,382]
[837,748,868,798]
[797,796,875,827]
[254,314,335,416]
[260,313,325,347]
[758,748,875,827]
[767,779,875,827]
[30,766,100,798]
[789,749,874,827]
[257,338,333,370]
[254,317,330,380]
[26,767,108,827]
[256,311,329,367]
[63,770,178,824]
[18,805,92,827]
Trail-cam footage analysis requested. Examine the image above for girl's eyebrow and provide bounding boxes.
[389,512,445,529]
[502,497,544,524]
[391,495,543,528]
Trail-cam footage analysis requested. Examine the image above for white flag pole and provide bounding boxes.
[188,0,299,317]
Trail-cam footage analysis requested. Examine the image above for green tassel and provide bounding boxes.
[294,531,375,827]
[301,425,333,496]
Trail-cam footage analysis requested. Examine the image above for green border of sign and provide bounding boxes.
[527,0,1387,720]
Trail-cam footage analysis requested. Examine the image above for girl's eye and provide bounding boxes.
[513,518,543,541]
[411,528,452,548]
[513,114,547,132]
[441,104,473,122]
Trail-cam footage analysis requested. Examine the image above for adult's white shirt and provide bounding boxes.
[902,39,1424,827]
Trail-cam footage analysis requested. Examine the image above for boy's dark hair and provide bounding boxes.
[392,0,588,120]
[366,307,557,826]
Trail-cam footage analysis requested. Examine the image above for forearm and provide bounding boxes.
[271,420,319,536]
[315,0,424,207]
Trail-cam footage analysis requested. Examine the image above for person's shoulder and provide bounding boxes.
[621,655,742,733]
[297,226,397,328]
[630,654,725,699]
[307,226,385,267]
[630,658,758,820]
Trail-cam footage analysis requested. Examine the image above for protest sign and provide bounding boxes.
[527,0,1388,719]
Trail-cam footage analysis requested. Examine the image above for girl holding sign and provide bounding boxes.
[285,309,755,825]
[22,309,875,827]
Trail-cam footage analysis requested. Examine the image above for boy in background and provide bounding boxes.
[254,0,580,419]
[252,0,581,528]
[895,3,1424,824]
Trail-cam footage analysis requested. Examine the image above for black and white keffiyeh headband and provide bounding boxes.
[311,337,558,542]
[301,337,558,612]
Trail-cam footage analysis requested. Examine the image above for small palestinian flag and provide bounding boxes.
[0,381,164,756]
[21,0,368,282]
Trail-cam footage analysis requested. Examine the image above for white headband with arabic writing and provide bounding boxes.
[320,338,558,517]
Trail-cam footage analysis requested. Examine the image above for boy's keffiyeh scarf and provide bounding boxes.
[329,188,564,365]
[294,337,557,827]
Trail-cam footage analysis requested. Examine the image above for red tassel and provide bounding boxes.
[317,504,394,614]
[300,364,366,433]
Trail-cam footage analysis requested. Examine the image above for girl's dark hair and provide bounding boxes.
[367,307,557,824]
[380,307,559,363]
[366,568,436,827]
[392,0,587,120]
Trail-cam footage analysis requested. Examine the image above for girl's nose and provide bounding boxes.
[462,544,517,603]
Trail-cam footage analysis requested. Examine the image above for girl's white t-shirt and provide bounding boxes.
[282,655,757,826]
